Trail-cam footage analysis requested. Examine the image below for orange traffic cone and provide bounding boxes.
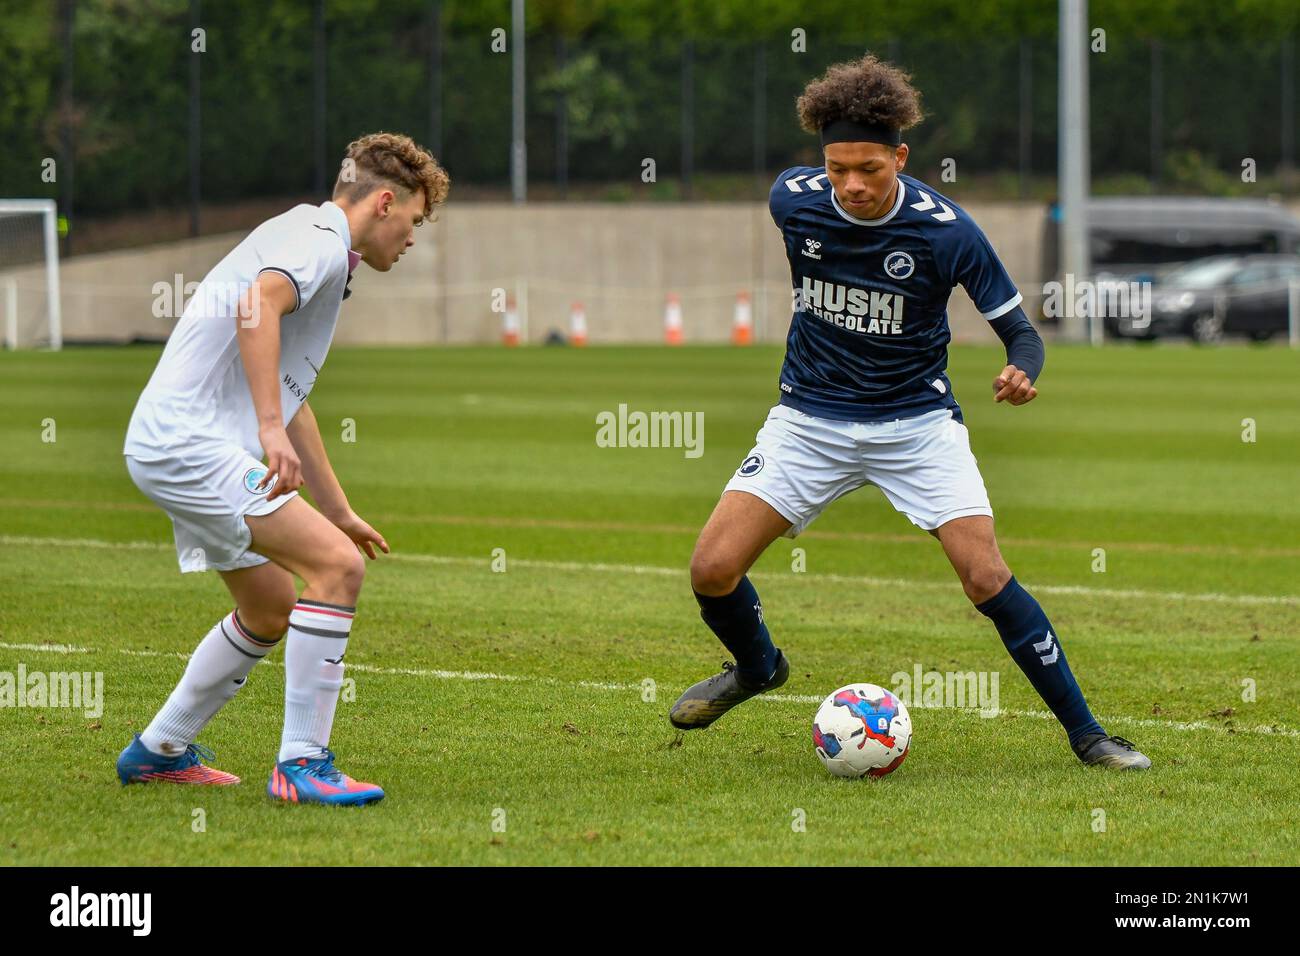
[732,291,753,345]
[502,295,520,347]
[570,302,588,347]
[664,293,684,346]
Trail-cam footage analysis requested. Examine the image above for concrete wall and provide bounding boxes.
[4,200,1055,348]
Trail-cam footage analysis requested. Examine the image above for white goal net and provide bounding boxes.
[0,200,62,350]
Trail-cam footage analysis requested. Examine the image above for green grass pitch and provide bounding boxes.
[1,342,1297,865]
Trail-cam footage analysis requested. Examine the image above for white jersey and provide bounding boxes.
[124,201,355,461]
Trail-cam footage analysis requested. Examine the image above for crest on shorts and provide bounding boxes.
[242,467,269,494]
[737,453,765,477]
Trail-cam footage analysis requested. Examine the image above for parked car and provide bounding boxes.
[1109,253,1300,342]
[1038,197,1300,327]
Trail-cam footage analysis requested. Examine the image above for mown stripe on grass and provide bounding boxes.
[2,639,1295,741]
[4,534,1297,608]
[5,498,1300,559]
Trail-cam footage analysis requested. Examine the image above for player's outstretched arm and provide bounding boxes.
[286,400,389,559]
[988,305,1043,405]
[236,272,301,497]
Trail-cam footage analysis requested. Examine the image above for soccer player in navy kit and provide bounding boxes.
[670,56,1150,770]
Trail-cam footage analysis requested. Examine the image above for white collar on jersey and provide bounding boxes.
[319,200,353,251]
[830,179,906,227]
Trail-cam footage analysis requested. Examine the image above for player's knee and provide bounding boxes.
[245,609,291,641]
[337,548,367,597]
[265,601,294,639]
[272,587,298,636]
[690,551,743,596]
[964,562,1011,605]
[316,545,366,602]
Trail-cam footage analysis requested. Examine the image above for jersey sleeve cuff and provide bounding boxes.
[258,267,302,313]
[982,291,1023,321]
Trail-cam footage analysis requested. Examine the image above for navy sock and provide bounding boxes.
[976,575,1105,745]
[694,576,779,684]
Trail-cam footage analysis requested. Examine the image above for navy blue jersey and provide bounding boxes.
[770,167,1022,422]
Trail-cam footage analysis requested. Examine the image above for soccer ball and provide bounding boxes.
[812,683,911,779]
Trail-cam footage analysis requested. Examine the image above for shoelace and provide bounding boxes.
[182,742,217,767]
[304,750,345,783]
[1080,734,1137,758]
[709,659,781,691]
[707,661,737,686]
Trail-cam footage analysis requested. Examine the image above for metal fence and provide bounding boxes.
[0,1,1294,254]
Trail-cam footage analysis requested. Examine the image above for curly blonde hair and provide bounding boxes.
[797,55,924,134]
[333,132,450,218]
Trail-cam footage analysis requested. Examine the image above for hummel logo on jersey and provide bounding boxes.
[1032,631,1060,666]
[801,238,822,260]
[800,276,905,335]
[909,189,957,223]
[784,172,828,192]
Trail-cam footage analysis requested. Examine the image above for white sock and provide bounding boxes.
[279,599,354,762]
[141,611,281,757]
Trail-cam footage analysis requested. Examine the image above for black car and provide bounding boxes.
[1110,254,1300,343]
[1038,197,1300,330]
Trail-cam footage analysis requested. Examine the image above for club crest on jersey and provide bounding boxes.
[737,453,765,477]
[800,277,906,335]
[242,467,269,495]
[884,251,915,279]
[801,238,822,260]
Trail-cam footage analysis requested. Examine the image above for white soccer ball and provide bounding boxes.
[812,683,912,778]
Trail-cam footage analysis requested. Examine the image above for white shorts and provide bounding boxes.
[722,404,993,537]
[125,441,297,573]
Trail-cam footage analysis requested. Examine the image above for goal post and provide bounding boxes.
[0,199,63,350]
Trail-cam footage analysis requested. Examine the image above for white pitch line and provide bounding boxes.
[1,640,1296,740]
[347,661,527,683]
[0,536,171,553]
[3,534,1299,608]
[764,692,1300,738]
[0,641,92,654]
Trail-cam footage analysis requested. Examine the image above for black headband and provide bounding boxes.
[820,118,901,148]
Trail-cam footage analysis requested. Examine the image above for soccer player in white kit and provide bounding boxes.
[116,133,449,804]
